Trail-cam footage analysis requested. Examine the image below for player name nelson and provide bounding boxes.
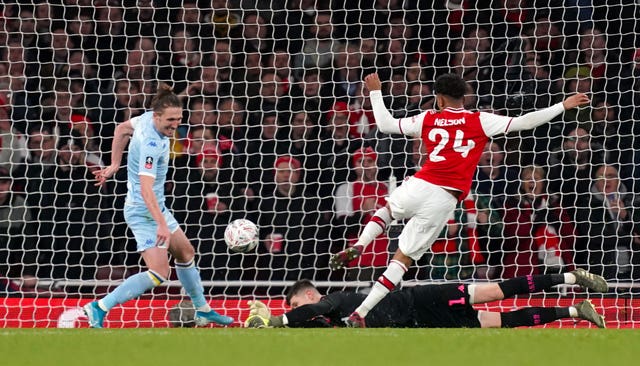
[433,118,466,126]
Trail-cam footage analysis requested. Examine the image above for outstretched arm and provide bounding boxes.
[507,93,590,132]
[245,299,335,328]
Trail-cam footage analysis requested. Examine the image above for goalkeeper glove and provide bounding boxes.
[329,245,363,271]
[244,315,271,328]
[248,300,272,319]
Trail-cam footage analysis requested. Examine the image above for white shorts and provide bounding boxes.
[387,176,458,261]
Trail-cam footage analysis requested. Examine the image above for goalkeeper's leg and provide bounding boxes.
[479,301,605,328]
[469,271,608,304]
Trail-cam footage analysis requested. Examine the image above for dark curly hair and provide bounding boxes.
[433,73,467,100]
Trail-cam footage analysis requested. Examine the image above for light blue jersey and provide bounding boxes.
[123,111,178,251]
[125,111,170,207]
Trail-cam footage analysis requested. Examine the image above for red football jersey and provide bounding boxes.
[412,108,495,199]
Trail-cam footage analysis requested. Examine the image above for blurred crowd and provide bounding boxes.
[1,0,640,292]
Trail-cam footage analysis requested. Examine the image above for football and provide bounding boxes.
[224,219,259,253]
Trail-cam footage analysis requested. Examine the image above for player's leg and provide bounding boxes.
[330,205,393,270]
[169,227,233,326]
[479,300,605,328]
[348,249,412,326]
[84,210,168,328]
[349,180,456,326]
[84,250,168,328]
[469,270,608,304]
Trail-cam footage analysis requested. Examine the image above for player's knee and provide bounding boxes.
[147,269,169,286]
[173,246,195,263]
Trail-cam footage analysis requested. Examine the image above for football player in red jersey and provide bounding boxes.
[330,72,590,327]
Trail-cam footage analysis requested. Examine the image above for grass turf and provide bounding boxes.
[2,328,639,366]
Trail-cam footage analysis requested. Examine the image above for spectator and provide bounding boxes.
[245,69,287,129]
[206,39,233,91]
[559,66,593,123]
[242,111,279,195]
[178,65,227,105]
[2,38,38,132]
[574,164,640,280]
[0,96,27,171]
[66,8,97,63]
[205,0,241,38]
[587,99,630,176]
[173,124,216,170]
[185,97,217,130]
[547,127,605,209]
[68,113,104,167]
[0,167,37,278]
[95,1,127,81]
[318,101,363,201]
[462,188,504,280]
[174,148,254,281]
[287,68,328,114]
[238,11,273,54]
[326,41,366,100]
[257,155,329,282]
[158,26,200,94]
[501,165,576,278]
[12,124,58,278]
[276,109,322,186]
[333,147,389,281]
[473,140,519,209]
[117,37,158,101]
[264,49,293,96]
[291,10,343,78]
[213,97,247,162]
[49,134,102,279]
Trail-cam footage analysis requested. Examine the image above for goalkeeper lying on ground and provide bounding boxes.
[245,269,607,328]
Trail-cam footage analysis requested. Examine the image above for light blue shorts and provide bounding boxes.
[124,204,180,252]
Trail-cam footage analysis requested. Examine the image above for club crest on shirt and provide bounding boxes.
[145,156,153,169]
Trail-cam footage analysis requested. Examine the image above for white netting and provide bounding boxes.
[0,0,638,327]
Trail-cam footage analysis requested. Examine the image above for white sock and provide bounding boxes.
[355,208,392,248]
[564,273,576,284]
[569,306,578,317]
[355,260,407,317]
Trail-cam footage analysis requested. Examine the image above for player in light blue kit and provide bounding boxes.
[83,84,233,328]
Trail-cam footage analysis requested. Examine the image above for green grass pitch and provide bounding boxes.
[2,328,639,366]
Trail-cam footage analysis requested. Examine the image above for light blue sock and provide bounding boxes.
[99,271,165,311]
[175,260,209,310]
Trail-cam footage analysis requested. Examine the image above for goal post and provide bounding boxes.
[0,1,638,328]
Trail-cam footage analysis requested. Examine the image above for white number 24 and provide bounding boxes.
[427,128,476,162]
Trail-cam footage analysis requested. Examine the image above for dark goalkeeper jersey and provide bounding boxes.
[284,284,480,328]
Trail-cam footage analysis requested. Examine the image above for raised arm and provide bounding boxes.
[365,73,401,134]
[365,73,426,136]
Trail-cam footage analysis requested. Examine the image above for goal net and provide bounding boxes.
[0,0,638,328]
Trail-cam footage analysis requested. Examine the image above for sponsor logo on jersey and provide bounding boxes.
[148,141,157,147]
[145,156,154,169]
[434,118,465,126]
